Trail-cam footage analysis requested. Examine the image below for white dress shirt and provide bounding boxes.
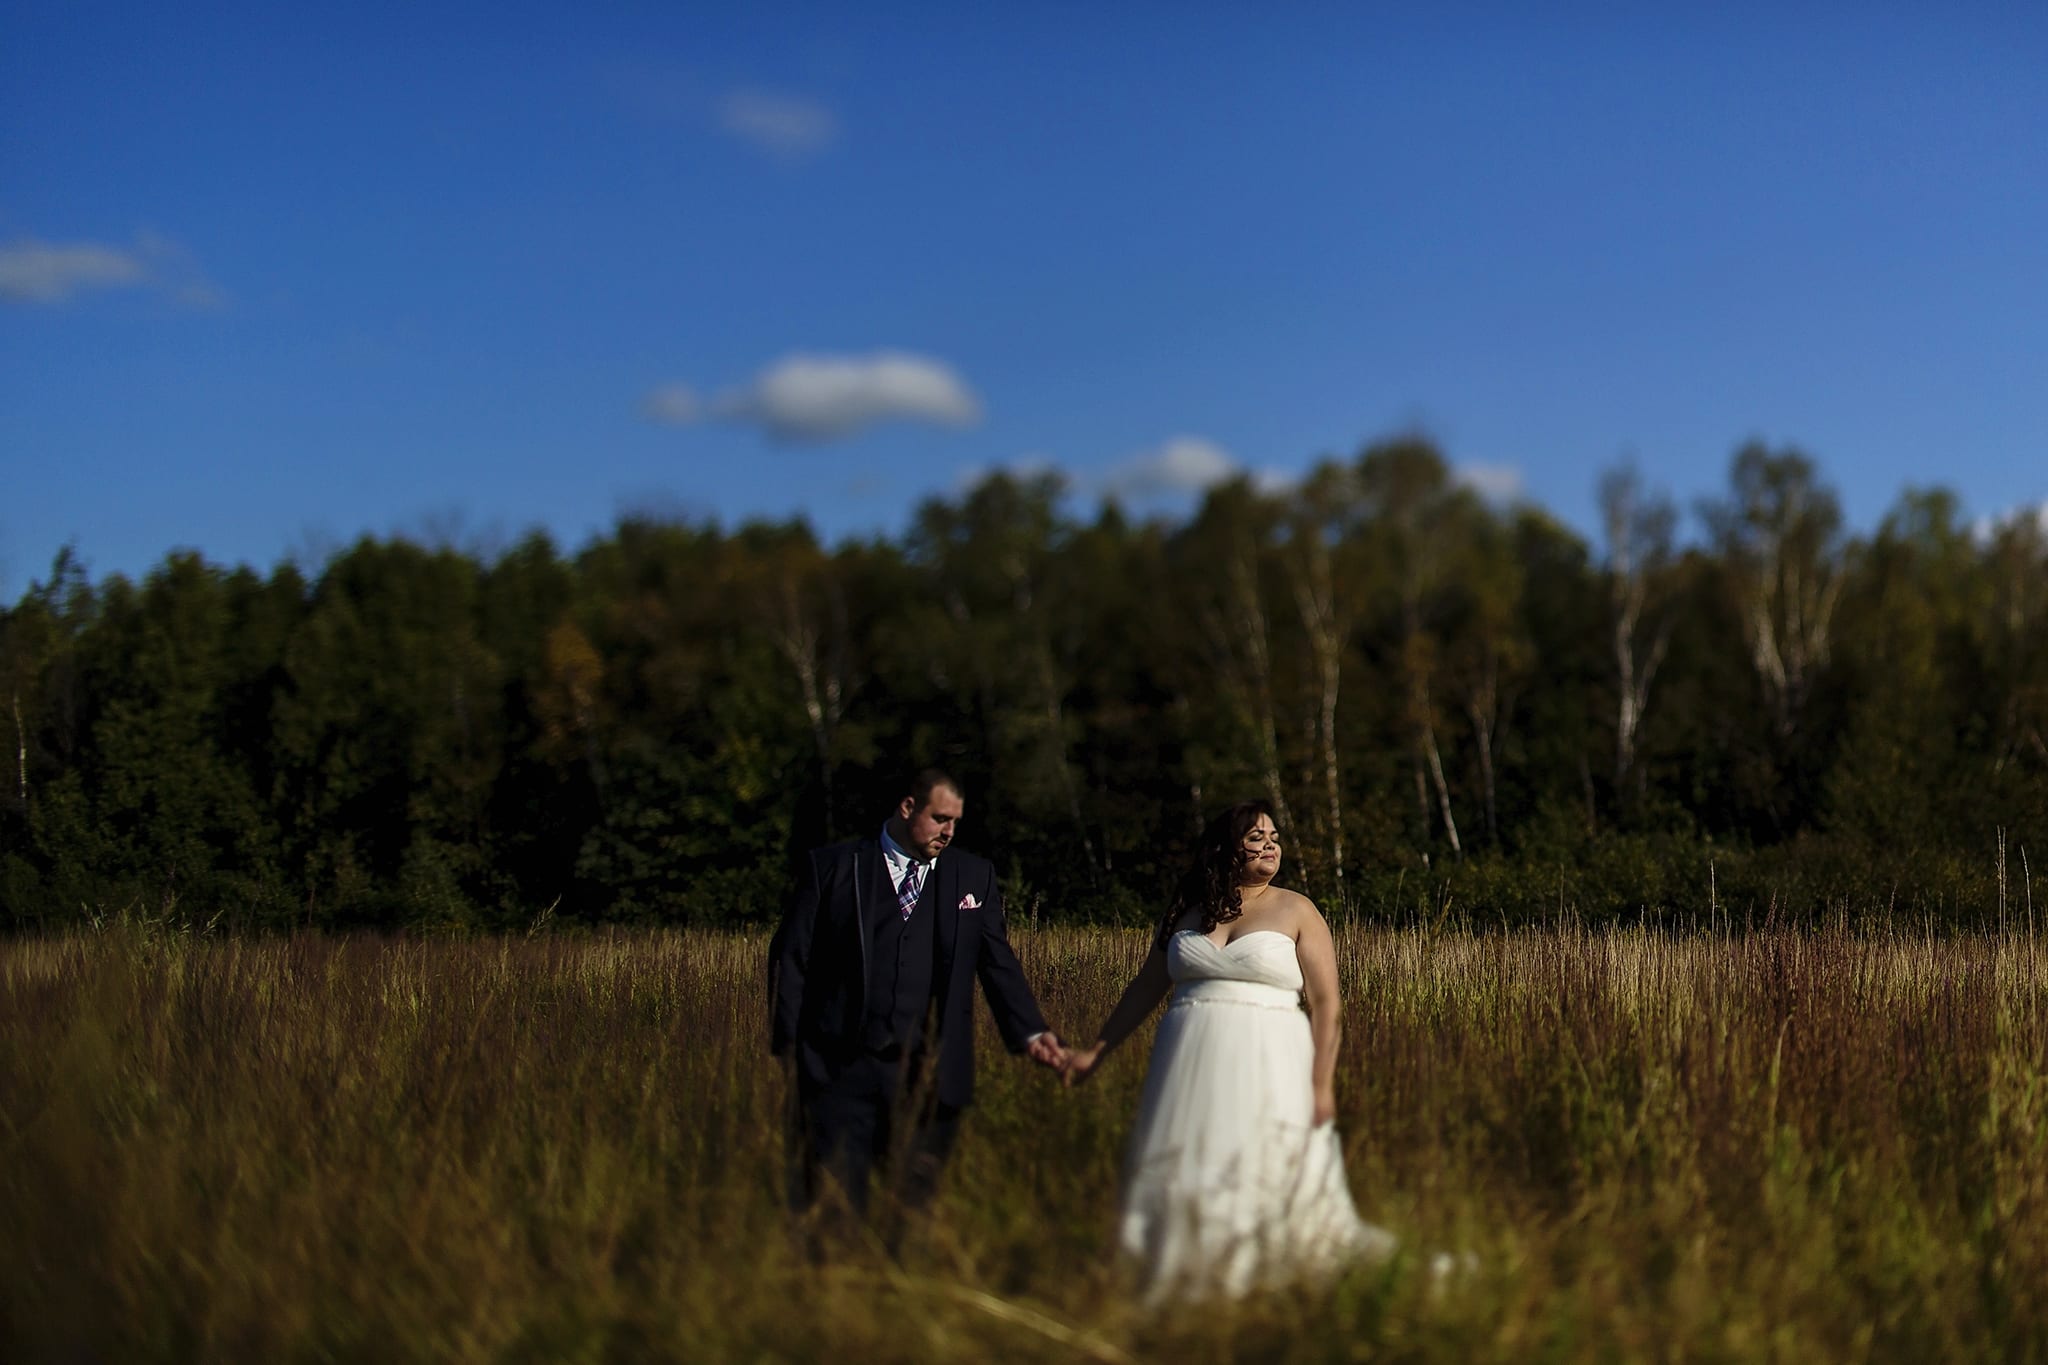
[879,823,924,897]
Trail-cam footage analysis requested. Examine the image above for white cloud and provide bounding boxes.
[949,441,1302,512]
[0,239,146,302]
[1251,466,1299,497]
[737,353,978,439]
[644,351,982,442]
[954,454,1058,493]
[1454,461,1525,503]
[0,232,220,307]
[1100,436,1236,497]
[1096,437,1296,502]
[640,382,701,426]
[719,89,839,158]
[1972,501,2048,544]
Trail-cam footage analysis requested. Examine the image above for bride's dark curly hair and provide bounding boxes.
[1156,799,1278,946]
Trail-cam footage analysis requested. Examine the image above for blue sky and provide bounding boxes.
[3,1,2044,590]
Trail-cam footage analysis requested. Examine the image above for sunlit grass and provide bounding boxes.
[3,923,2043,1361]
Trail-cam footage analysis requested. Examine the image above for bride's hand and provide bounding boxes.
[1313,1084,1337,1127]
[1061,1043,1105,1087]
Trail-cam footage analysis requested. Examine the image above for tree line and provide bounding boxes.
[4,437,2045,932]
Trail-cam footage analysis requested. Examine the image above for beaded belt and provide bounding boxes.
[1167,978,1304,1011]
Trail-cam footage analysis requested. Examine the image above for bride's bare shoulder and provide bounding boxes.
[1267,886,1322,930]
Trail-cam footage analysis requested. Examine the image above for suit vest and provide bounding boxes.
[860,856,937,1058]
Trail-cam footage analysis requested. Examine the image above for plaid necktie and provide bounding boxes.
[896,861,925,921]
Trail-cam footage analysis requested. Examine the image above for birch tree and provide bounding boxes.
[1599,461,1677,803]
[1283,462,1361,889]
[1357,439,1463,859]
[738,526,858,828]
[1702,444,1846,743]
[1445,499,1529,846]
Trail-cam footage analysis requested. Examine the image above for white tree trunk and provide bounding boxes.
[1289,533,1345,889]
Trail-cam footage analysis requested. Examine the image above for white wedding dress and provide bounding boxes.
[1119,929,1397,1302]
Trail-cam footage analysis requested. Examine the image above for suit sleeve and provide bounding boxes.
[975,867,1050,1052]
[769,848,823,1057]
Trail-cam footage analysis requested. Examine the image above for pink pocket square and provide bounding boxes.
[958,894,982,910]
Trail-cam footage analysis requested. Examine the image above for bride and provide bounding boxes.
[1062,800,1396,1301]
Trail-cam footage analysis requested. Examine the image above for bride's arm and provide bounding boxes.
[1062,939,1172,1083]
[1295,904,1343,1125]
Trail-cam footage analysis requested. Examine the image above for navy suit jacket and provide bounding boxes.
[769,837,1047,1109]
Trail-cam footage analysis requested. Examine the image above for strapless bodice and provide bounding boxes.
[1165,929,1303,1006]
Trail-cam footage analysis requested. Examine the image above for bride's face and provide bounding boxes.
[1238,815,1282,884]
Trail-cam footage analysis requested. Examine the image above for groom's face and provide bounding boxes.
[895,785,964,861]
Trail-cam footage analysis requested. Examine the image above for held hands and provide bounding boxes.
[1024,1030,1107,1088]
[1060,1042,1106,1087]
[1026,1031,1070,1071]
[1313,1083,1337,1127]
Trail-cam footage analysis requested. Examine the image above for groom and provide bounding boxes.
[769,768,1065,1225]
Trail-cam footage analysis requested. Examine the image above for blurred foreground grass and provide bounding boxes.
[3,924,2044,1362]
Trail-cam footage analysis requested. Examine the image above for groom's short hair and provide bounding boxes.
[904,767,962,810]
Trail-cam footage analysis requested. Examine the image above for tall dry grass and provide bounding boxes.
[3,924,2043,1362]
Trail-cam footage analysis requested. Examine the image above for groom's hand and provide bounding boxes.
[1026,1031,1068,1070]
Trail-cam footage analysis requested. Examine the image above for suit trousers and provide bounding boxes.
[790,1052,963,1222]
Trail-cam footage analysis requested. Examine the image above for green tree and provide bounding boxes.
[902,473,1103,890]
[0,548,100,924]
[1443,497,1532,847]
[271,539,504,924]
[71,555,284,921]
[1169,477,1298,840]
[1825,488,1976,849]
[566,517,808,921]
[1354,438,1467,861]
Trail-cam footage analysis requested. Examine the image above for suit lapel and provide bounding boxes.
[931,854,958,963]
[853,838,881,978]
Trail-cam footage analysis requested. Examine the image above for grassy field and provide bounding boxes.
[3,922,2044,1362]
